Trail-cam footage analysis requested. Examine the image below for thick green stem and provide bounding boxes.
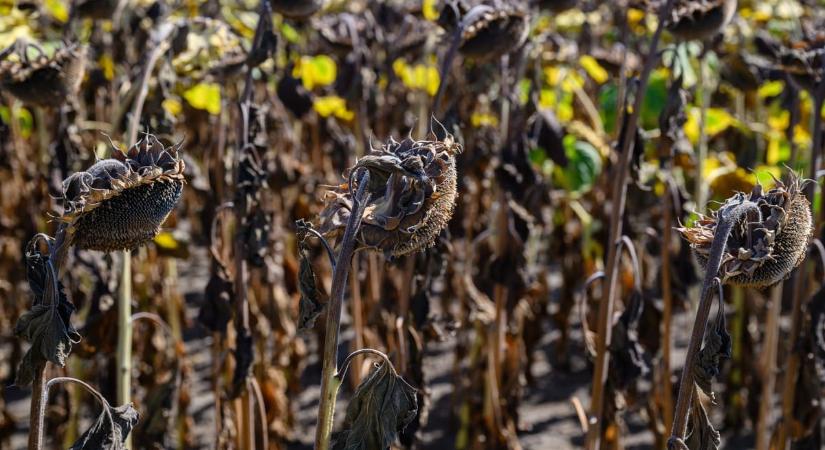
[314,171,371,450]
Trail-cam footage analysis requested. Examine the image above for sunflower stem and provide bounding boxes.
[668,199,760,448]
[116,249,132,450]
[28,226,70,450]
[314,170,371,450]
[584,0,675,448]
[777,83,825,450]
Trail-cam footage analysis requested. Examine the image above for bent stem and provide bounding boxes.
[28,226,70,450]
[314,170,371,450]
[668,199,761,448]
[584,0,676,448]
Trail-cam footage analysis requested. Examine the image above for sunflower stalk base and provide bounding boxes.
[668,200,760,449]
[314,171,371,450]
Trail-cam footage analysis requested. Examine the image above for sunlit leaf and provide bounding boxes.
[314,95,354,121]
[757,80,784,98]
[162,98,183,117]
[579,55,609,84]
[422,0,439,21]
[45,0,69,23]
[183,83,221,115]
[554,135,601,193]
[98,55,114,81]
[294,55,337,90]
[470,113,498,128]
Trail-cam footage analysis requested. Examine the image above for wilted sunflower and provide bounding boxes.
[679,176,812,289]
[318,132,460,257]
[0,40,87,107]
[455,3,529,60]
[665,0,737,42]
[754,31,824,93]
[59,135,185,252]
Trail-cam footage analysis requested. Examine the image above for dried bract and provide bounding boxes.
[70,402,140,450]
[755,32,825,93]
[60,135,185,252]
[0,41,87,107]
[319,133,460,257]
[679,176,812,288]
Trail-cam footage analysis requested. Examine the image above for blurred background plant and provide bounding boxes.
[0,0,824,449]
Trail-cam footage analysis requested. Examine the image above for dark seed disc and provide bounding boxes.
[72,180,183,252]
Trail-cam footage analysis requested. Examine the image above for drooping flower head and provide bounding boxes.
[0,40,87,107]
[679,175,812,288]
[319,131,460,257]
[60,134,186,252]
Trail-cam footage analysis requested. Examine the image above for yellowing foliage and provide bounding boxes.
[183,83,222,115]
[293,55,337,90]
[314,95,354,121]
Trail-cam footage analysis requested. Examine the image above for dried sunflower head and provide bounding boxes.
[666,0,737,42]
[455,3,529,60]
[679,176,812,288]
[60,135,185,252]
[272,0,324,18]
[538,0,578,13]
[754,31,824,93]
[318,132,460,257]
[0,40,87,107]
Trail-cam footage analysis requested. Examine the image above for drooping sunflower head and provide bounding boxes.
[679,175,812,289]
[318,132,460,257]
[60,134,186,252]
[0,40,87,107]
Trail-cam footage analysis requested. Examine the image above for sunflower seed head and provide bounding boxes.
[318,133,460,257]
[61,135,185,252]
[679,174,812,288]
[0,41,87,107]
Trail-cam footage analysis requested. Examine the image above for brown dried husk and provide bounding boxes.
[60,135,186,252]
[0,43,87,107]
[458,4,529,60]
[318,133,460,257]
[679,176,812,289]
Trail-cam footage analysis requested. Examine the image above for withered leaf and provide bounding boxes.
[684,389,721,450]
[70,402,140,450]
[230,329,254,399]
[332,362,418,450]
[693,293,731,399]
[14,248,81,386]
[198,260,233,334]
[608,290,650,391]
[298,244,324,331]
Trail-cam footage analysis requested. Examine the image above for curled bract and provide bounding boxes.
[60,134,186,252]
[319,132,460,257]
[679,176,812,288]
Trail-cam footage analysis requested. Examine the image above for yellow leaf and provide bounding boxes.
[767,110,789,131]
[98,55,114,80]
[754,165,781,188]
[154,231,179,250]
[393,58,440,96]
[579,55,609,84]
[183,83,221,115]
[422,0,439,21]
[757,80,784,98]
[470,113,498,128]
[294,55,337,90]
[704,108,736,136]
[162,98,183,117]
[45,0,68,23]
[539,89,556,109]
[627,8,645,27]
[684,107,699,144]
[313,95,354,121]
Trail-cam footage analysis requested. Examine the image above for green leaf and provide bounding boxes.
[556,136,601,193]
[640,69,669,129]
